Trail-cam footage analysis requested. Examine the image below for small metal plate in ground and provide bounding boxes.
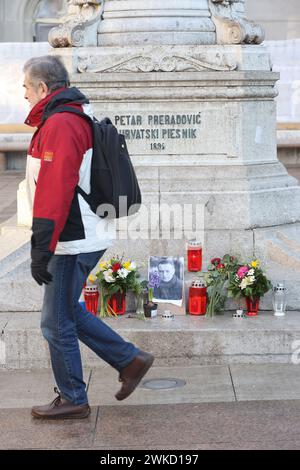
[142,378,186,390]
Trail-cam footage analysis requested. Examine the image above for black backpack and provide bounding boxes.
[44,106,141,219]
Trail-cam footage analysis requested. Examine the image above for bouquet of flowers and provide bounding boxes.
[227,259,272,301]
[95,256,141,317]
[204,254,239,317]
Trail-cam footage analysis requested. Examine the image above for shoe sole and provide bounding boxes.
[31,409,91,420]
[115,354,155,401]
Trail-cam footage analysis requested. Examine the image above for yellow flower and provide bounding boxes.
[98,261,108,271]
[250,260,259,268]
[123,261,131,270]
[88,274,97,283]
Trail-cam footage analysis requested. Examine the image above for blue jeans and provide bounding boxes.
[41,250,140,405]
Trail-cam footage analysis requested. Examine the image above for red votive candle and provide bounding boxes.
[189,280,207,315]
[187,240,202,272]
[84,285,99,316]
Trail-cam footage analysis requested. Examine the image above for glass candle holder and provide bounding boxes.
[188,280,207,315]
[84,284,99,316]
[187,240,202,272]
[273,283,287,316]
[245,297,260,316]
[108,292,126,315]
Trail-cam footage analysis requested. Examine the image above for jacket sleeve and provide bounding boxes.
[32,114,90,254]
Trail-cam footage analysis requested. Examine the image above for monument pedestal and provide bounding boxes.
[67,61,300,275]
[12,0,300,312]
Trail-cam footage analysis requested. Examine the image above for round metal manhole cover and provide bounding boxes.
[142,378,186,390]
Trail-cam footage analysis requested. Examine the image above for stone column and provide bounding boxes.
[46,0,300,309]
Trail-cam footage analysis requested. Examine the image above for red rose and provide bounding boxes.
[211,258,221,265]
[112,263,122,272]
[217,263,225,270]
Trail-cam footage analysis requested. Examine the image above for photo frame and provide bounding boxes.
[148,256,186,316]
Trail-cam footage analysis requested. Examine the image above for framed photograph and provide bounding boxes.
[149,256,184,307]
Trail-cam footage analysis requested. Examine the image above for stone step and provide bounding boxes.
[1,311,299,370]
[0,218,31,278]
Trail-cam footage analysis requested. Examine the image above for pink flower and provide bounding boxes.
[237,266,249,279]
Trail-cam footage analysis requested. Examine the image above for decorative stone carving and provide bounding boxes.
[48,0,265,48]
[77,51,237,73]
[208,0,265,44]
[48,0,103,47]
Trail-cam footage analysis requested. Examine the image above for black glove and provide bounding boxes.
[30,218,55,285]
[31,249,53,286]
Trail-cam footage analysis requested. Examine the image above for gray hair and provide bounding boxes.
[23,55,70,92]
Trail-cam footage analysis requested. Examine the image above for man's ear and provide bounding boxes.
[39,81,49,98]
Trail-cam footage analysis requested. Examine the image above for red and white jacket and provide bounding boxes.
[25,87,115,256]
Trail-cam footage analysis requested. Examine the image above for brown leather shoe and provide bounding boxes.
[115,351,154,401]
[31,388,90,420]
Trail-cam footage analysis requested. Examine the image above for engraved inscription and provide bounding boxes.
[114,113,202,152]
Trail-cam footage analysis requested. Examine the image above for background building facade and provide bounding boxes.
[0,0,299,43]
[0,0,67,43]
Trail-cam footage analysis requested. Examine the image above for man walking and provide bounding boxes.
[23,55,154,419]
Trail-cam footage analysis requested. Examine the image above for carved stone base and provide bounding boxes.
[52,44,272,75]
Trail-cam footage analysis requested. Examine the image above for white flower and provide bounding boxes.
[103,269,115,283]
[117,268,129,279]
[248,269,254,276]
[240,276,254,290]
[128,261,136,271]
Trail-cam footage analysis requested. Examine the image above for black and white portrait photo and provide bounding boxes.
[148,256,184,306]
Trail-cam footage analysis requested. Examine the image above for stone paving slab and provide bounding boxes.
[0,400,299,450]
[230,364,300,401]
[2,364,300,410]
[88,365,235,406]
[0,369,92,409]
[0,366,235,409]
[92,400,300,450]
[0,407,98,450]
[0,366,299,449]
[90,441,300,450]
